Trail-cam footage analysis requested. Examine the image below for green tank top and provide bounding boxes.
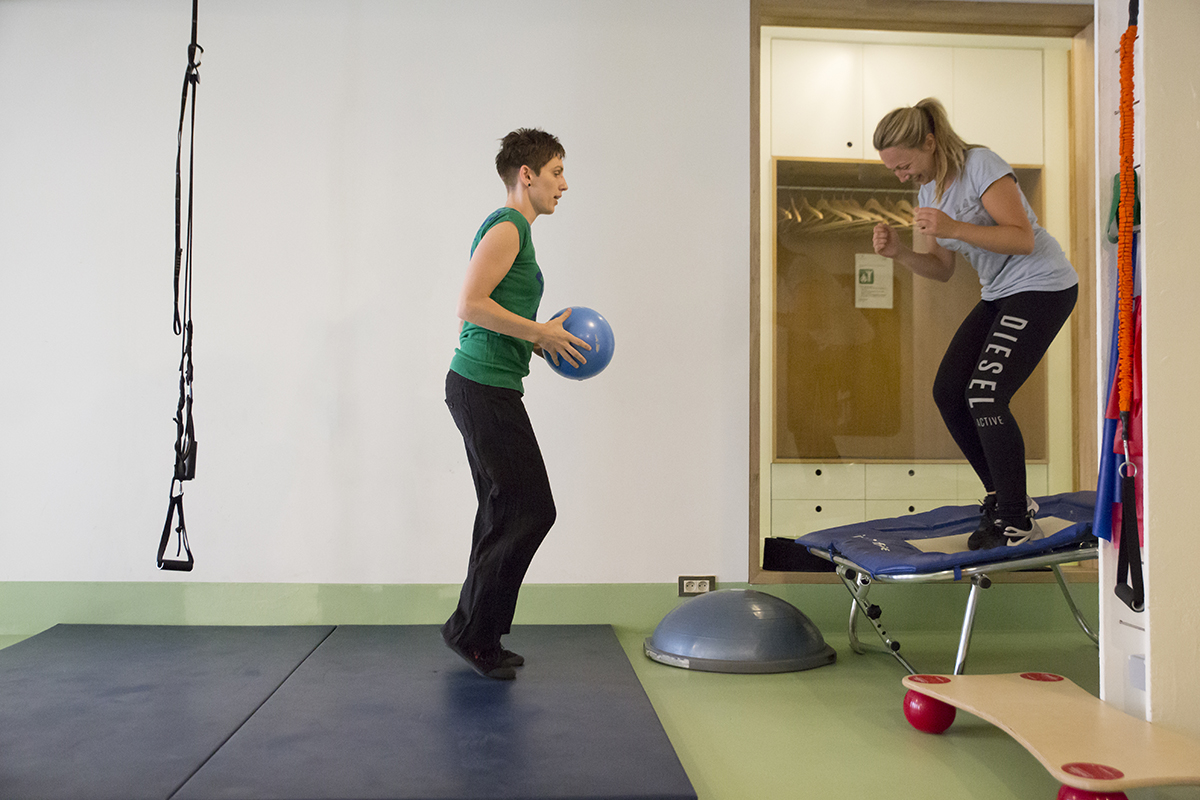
[449,208,544,392]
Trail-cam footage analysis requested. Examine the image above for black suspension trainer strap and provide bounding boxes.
[159,0,203,571]
[1113,421,1145,612]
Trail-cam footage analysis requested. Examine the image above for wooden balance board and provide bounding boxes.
[901,672,1200,795]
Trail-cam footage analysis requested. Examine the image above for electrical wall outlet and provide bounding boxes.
[678,576,717,597]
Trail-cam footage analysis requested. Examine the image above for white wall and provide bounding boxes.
[0,0,750,584]
[1138,0,1200,737]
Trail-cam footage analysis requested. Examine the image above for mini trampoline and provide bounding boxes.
[783,491,1099,675]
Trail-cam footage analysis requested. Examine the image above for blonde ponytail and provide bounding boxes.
[872,98,979,202]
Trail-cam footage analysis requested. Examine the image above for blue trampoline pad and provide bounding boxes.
[0,624,334,800]
[176,625,696,800]
[795,491,1097,577]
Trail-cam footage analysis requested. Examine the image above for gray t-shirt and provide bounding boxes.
[919,148,1077,301]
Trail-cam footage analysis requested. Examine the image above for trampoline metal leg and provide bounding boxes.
[954,576,987,675]
[839,567,872,655]
[847,592,866,655]
[837,567,916,674]
[1052,563,1100,645]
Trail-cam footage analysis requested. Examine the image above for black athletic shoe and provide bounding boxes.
[970,510,1046,551]
[499,648,525,668]
[444,639,517,680]
[966,495,999,550]
[968,496,1041,550]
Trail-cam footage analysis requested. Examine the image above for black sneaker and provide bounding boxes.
[499,648,525,668]
[968,496,1040,550]
[444,639,517,680]
[966,495,998,550]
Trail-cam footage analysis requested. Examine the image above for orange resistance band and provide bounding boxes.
[1116,24,1137,417]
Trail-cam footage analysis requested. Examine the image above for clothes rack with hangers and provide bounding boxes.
[777,184,916,195]
[778,186,918,233]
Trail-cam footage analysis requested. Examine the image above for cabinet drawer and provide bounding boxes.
[772,463,865,500]
[1025,464,1049,497]
[865,464,959,499]
[865,499,956,520]
[772,499,865,538]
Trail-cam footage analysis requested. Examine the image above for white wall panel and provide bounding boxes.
[0,0,750,584]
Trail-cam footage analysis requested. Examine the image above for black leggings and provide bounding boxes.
[933,286,1078,524]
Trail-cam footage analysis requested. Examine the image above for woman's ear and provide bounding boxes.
[923,132,936,153]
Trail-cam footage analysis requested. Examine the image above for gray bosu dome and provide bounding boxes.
[644,589,837,674]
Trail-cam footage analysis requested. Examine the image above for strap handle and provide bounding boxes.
[162,0,201,571]
[1113,450,1144,611]
[158,483,195,572]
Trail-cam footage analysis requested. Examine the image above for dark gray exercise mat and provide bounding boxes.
[0,624,334,800]
[176,625,696,800]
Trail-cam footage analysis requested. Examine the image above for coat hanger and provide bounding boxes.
[778,193,794,221]
[815,196,853,222]
[865,197,910,226]
[810,196,862,234]
[786,195,824,231]
[798,194,823,222]
[835,197,883,223]
[790,194,804,223]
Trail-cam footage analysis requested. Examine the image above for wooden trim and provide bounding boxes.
[749,0,763,582]
[1070,24,1097,493]
[760,0,1093,38]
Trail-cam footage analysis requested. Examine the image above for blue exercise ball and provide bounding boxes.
[544,307,614,380]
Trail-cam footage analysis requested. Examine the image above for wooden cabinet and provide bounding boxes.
[861,44,955,154]
[771,462,867,532]
[767,462,1052,541]
[952,48,1044,165]
[771,40,1045,164]
[770,39,863,159]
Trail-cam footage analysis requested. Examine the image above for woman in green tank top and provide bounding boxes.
[441,129,589,680]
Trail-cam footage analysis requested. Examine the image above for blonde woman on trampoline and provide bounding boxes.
[872,98,1078,550]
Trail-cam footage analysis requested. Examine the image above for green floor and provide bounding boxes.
[617,587,1199,800]
[625,629,1099,800]
[1,579,1198,800]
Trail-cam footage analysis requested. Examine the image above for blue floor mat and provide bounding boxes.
[0,624,333,800]
[0,624,695,800]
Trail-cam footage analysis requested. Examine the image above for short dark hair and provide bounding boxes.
[495,128,565,188]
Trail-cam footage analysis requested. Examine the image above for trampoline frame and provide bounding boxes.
[807,541,1099,675]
